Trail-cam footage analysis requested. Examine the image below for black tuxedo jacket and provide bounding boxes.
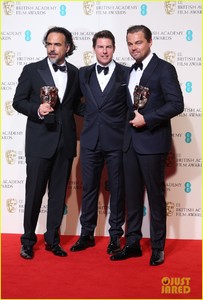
[13,57,82,159]
[124,53,184,154]
[79,62,129,151]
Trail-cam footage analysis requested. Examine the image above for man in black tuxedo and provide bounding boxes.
[110,25,184,265]
[70,30,129,254]
[13,27,83,259]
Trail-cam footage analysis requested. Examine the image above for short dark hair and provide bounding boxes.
[92,30,115,49]
[43,26,76,57]
[126,25,152,43]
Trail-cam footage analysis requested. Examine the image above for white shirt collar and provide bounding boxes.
[47,58,66,71]
[96,60,116,74]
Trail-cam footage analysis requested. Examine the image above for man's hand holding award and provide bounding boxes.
[39,86,58,124]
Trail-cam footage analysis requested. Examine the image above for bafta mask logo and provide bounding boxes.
[83,51,94,66]
[6,198,17,213]
[5,100,15,116]
[164,1,176,15]
[3,1,15,15]
[133,85,149,110]
[83,0,95,15]
[166,201,175,216]
[164,51,176,65]
[6,150,17,164]
[4,51,15,66]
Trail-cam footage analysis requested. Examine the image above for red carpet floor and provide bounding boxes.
[1,234,202,299]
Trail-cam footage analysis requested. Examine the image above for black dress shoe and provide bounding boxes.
[70,235,95,252]
[45,244,67,257]
[107,236,121,254]
[110,243,142,261]
[20,245,34,259]
[150,249,164,266]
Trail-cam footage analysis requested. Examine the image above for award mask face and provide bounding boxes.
[40,86,59,124]
[133,85,150,110]
[129,85,150,121]
[40,86,58,108]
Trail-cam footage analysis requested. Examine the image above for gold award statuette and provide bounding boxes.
[40,86,58,124]
[129,85,150,120]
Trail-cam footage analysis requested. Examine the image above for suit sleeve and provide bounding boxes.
[73,95,86,117]
[144,63,184,130]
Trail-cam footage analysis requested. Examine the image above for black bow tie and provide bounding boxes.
[132,62,143,71]
[52,63,67,72]
[97,65,109,75]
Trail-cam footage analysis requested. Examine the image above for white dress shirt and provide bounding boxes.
[96,60,116,92]
[128,52,153,104]
[48,58,67,102]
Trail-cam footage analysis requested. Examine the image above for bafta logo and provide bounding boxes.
[3,1,15,15]
[166,202,175,216]
[6,150,17,164]
[83,51,94,66]
[5,100,15,116]
[164,51,176,65]
[133,85,149,110]
[4,51,15,66]
[129,85,149,120]
[6,198,18,213]
[83,0,95,15]
[164,1,176,15]
[40,86,58,124]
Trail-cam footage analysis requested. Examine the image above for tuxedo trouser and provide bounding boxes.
[123,142,167,250]
[21,148,73,247]
[80,144,125,237]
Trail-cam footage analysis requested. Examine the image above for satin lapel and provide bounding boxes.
[99,64,125,106]
[100,75,118,108]
[62,63,74,103]
[37,59,55,86]
[84,64,95,84]
[139,54,159,87]
[84,65,99,107]
[114,63,128,89]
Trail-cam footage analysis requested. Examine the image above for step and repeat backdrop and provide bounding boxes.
[1,0,202,239]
